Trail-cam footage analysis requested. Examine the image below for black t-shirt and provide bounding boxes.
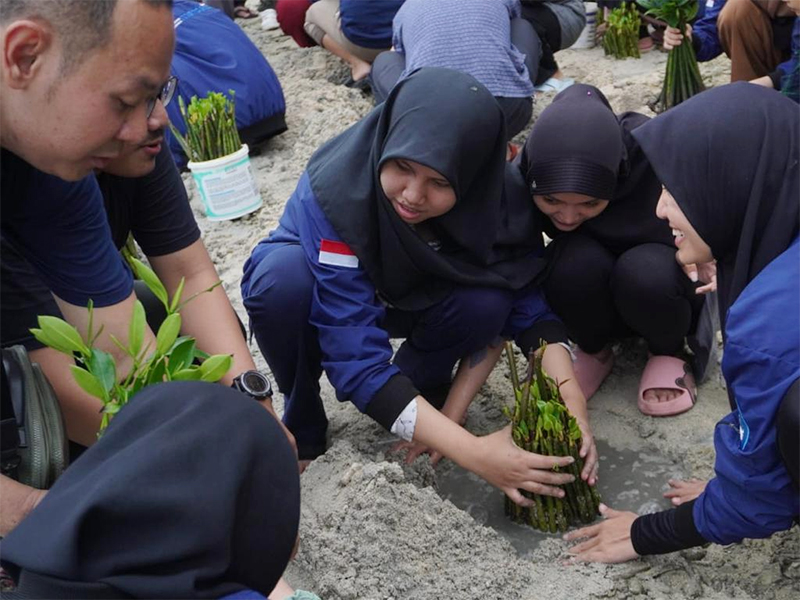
[1,145,201,348]
[0,149,133,307]
[98,143,201,257]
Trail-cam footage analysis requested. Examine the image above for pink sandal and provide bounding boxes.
[638,355,696,417]
[573,346,615,400]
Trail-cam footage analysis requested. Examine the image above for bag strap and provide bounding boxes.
[1,350,23,479]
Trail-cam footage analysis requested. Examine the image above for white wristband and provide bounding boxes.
[390,398,418,442]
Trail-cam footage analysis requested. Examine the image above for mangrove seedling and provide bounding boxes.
[503,342,601,533]
[31,258,233,435]
[637,0,705,112]
[170,90,242,163]
[602,2,641,59]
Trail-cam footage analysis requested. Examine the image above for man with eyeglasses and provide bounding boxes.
[0,0,175,527]
[3,70,296,453]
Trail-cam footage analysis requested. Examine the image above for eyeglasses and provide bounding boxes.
[145,75,178,119]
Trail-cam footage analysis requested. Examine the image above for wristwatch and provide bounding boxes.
[231,370,273,400]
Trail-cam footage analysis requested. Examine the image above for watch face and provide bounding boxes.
[242,371,270,395]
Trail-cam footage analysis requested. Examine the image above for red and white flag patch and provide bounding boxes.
[319,239,359,269]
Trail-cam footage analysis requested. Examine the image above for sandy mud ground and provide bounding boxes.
[184,14,800,600]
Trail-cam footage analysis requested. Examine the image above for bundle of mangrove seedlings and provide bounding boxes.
[503,342,601,533]
[638,0,705,112]
[602,2,641,59]
[171,91,242,163]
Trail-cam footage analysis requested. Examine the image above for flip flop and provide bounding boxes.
[344,76,371,92]
[638,36,655,53]
[638,355,696,417]
[573,346,615,401]
[533,77,575,94]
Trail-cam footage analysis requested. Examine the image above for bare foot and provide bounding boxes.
[664,478,707,506]
[349,59,372,82]
[642,387,682,403]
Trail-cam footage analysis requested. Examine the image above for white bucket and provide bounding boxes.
[187,144,263,221]
[571,2,598,50]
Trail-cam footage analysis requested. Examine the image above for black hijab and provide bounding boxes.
[632,82,800,322]
[308,68,546,311]
[520,84,672,254]
[0,382,300,599]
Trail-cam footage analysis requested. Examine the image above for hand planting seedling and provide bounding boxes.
[170,91,243,162]
[503,342,601,533]
[602,3,641,59]
[31,258,233,435]
[638,0,705,112]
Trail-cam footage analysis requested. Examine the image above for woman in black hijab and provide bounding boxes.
[241,68,597,504]
[519,84,711,417]
[565,83,799,563]
[0,381,302,598]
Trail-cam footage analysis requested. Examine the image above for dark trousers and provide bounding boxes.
[370,35,533,140]
[542,235,703,356]
[241,243,514,458]
[515,5,562,85]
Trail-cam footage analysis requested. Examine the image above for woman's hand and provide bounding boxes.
[682,260,716,294]
[471,425,576,506]
[663,24,692,51]
[538,343,598,485]
[564,504,639,564]
[391,439,443,466]
[576,419,599,486]
[663,478,707,506]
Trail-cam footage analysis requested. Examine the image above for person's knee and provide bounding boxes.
[718,0,764,37]
[612,244,683,301]
[303,0,332,46]
[442,287,514,336]
[546,235,613,293]
[370,50,405,103]
[242,246,313,325]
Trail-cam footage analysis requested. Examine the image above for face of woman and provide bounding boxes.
[655,188,714,265]
[532,192,609,232]
[380,159,456,224]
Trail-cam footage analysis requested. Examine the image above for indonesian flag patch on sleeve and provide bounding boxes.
[319,239,359,269]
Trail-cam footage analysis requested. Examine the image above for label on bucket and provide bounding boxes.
[191,154,263,221]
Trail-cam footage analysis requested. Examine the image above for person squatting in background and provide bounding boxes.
[304,0,404,87]
[370,0,535,141]
[662,0,799,98]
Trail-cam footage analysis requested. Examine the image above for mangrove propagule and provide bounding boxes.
[503,342,602,533]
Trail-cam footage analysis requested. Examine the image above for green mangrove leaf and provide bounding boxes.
[34,316,90,356]
[88,349,116,393]
[172,368,203,381]
[102,402,121,415]
[169,277,186,314]
[129,300,146,358]
[131,258,169,309]
[198,353,233,382]
[155,314,182,356]
[168,337,196,373]
[70,366,107,400]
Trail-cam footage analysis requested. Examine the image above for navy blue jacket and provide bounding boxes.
[693,236,800,544]
[167,0,286,168]
[245,173,561,419]
[339,0,405,48]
